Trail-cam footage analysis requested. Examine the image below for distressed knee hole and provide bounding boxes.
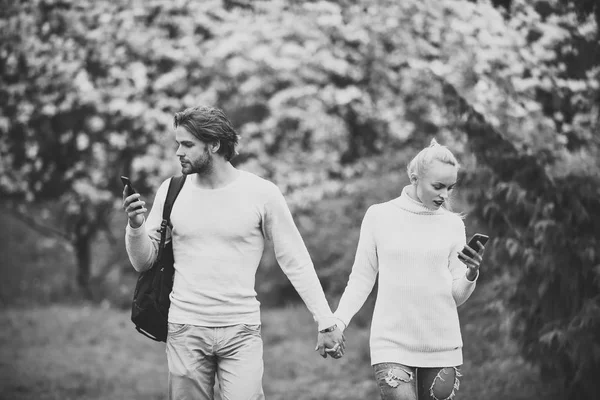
[429,367,461,400]
[384,367,413,388]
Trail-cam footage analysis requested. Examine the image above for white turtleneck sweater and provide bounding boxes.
[334,186,477,367]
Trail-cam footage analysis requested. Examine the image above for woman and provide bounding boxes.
[332,139,485,400]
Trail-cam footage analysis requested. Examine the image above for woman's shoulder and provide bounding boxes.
[363,200,400,220]
[440,208,466,229]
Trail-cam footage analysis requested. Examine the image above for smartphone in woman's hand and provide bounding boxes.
[459,233,489,260]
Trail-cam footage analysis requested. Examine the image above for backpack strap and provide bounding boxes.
[162,175,187,223]
[157,175,187,258]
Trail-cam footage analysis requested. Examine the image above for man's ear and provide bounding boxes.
[210,141,220,154]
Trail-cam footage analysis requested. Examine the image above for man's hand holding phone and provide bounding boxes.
[458,233,488,281]
[121,176,146,229]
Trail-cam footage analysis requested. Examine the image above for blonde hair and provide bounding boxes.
[406,138,460,180]
[407,139,461,213]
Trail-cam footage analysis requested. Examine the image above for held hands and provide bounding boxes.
[122,189,147,229]
[458,241,486,281]
[315,326,345,360]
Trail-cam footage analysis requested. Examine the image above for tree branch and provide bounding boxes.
[5,206,72,243]
[426,69,556,194]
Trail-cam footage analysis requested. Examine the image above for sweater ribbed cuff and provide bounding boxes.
[125,220,146,236]
[333,317,347,333]
[332,313,349,332]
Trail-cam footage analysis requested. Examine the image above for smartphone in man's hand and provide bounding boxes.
[121,175,143,211]
[120,176,137,195]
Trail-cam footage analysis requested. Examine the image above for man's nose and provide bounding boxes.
[175,145,183,157]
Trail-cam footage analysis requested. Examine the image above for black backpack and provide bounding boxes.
[131,175,186,342]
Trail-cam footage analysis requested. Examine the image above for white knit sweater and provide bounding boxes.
[125,170,337,331]
[334,186,477,367]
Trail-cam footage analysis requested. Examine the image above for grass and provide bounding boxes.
[0,291,558,400]
[0,304,376,400]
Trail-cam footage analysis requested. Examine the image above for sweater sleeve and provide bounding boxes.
[448,217,477,306]
[333,206,379,329]
[263,186,337,331]
[124,179,170,272]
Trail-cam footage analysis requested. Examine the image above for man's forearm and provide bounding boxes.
[125,222,158,272]
[283,263,337,330]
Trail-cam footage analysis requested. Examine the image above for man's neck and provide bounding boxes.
[192,162,239,189]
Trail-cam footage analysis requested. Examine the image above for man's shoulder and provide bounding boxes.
[239,170,280,193]
[153,177,175,198]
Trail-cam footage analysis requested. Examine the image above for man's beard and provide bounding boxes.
[182,150,213,175]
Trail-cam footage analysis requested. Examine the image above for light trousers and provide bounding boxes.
[166,323,265,400]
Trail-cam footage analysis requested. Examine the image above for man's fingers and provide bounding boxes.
[128,200,145,212]
[123,193,141,210]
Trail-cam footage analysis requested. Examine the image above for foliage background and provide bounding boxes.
[1,0,598,399]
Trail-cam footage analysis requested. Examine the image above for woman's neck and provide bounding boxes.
[405,184,421,203]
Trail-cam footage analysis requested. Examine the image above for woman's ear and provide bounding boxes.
[410,173,418,185]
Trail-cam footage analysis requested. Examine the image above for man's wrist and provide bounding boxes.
[319,324,337,333]
[127,217,145,231]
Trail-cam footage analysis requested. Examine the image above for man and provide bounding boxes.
[123,105,344,400]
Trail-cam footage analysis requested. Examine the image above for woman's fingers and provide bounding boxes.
[459,251,480,268]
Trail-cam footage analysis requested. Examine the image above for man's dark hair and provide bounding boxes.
[173,106,239,161]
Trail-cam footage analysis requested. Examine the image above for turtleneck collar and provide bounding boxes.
[392,185,445,215]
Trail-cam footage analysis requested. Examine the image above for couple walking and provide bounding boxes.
[123,106,485,400]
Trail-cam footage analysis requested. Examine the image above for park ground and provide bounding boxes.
[1,287,559,400]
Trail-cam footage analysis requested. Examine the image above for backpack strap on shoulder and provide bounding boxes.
[157,175,187,256]
[162,175,187,223]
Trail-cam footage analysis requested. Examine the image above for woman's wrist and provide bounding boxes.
[466,269,478,281]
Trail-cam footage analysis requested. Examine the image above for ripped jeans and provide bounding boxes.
[373,363,461,400]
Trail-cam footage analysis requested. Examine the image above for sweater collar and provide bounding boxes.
[393,185,445,215]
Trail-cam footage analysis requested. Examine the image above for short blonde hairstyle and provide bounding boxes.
[406,138,460,180]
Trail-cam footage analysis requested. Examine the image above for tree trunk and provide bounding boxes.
[73,218,94,299]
